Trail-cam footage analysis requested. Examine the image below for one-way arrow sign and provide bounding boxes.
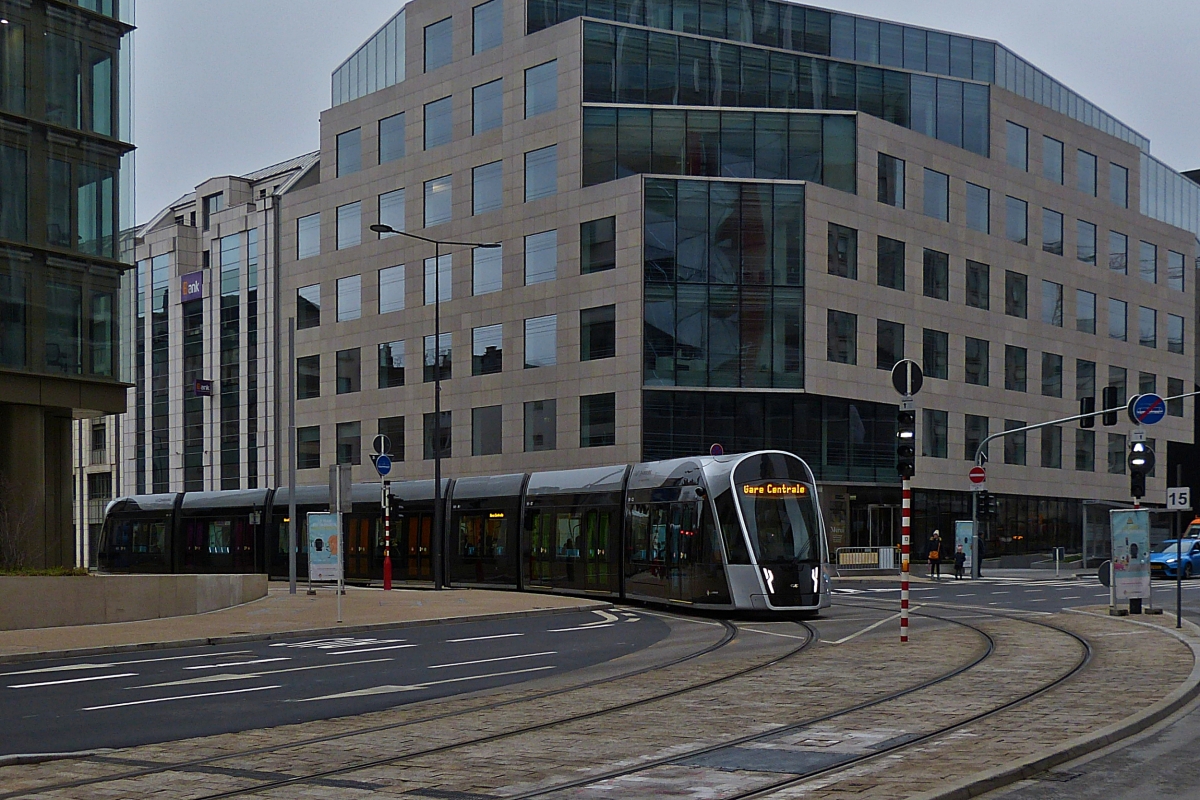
[890,359,924,397]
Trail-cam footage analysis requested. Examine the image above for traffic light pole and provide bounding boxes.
[901,477,910,643]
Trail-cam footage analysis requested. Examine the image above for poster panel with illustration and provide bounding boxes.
[307,512,340,582]
[1110,509,1150,601]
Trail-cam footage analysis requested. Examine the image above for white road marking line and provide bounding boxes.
[446,633,524,643]
[547,623,614,632]
[1,651,255,677]
[824,609,917,645]
[637,610,724,626]
[296,665,556,702]
[591,609,620,624]
[325,644,419,656]
[991,591,1010,595]
[133,658,393,688]
[184,658,290,671]
[428,651,556,669]
[1029,598,1047,602]
[9,672,137,689]
[956,594,972,597]
[740,627,809,640]
[1062,596,1081,600]
[84,685,280,711]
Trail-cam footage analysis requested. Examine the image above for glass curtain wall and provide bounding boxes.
[219,233,241,490]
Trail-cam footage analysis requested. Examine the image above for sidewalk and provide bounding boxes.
[835,566,1097,582]
[0,584,608,664]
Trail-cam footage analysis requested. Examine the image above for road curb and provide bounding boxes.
[911,610,1200,800]
[0,601,612,666]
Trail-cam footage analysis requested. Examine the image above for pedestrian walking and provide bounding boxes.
[927,530,942,580]
[954,544,966,580]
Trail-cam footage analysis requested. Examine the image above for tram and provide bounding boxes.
[98,450,830,613]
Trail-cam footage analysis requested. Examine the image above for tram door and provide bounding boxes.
[399,513,432,579]
[345,517,372,580]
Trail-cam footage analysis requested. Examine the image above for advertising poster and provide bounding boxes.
[955,521,975,579]
[1110,509,1150,601]
[307,512,341,582]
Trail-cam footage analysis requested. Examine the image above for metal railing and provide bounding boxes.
[835,547,899,570]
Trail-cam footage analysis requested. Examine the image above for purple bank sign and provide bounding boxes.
[180,271,204,303]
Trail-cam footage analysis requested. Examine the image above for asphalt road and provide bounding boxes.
[0,607,665,756]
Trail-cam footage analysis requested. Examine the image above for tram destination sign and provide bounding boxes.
[742,481,809,497]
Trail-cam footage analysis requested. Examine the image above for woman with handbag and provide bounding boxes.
[927,530,942,581]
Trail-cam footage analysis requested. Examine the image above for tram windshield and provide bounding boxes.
[735,479,820,565]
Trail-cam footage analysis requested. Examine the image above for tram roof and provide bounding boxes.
[451,473,525,500]
[526,464,629,496]
[108,493,178,513]
[181,489,271,510]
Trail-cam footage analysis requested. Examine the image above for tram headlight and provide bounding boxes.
[763,568,775,594]
[812,566,821,589]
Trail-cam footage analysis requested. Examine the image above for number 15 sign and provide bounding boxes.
[1167,487,1192,511]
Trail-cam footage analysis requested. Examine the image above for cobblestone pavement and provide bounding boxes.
[1,604,1195,800]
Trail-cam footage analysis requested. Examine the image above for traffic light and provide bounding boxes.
[1102,386,1119,426]
[1079,396,1095,428]
[1128,441,1155,499]
[987,493,999,519]
[896,408,916,479]
[977,490,991,518]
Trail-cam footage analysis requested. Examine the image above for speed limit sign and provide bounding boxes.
[1167,487,1192,511]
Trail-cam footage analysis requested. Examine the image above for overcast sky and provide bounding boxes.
[132,0,1200,223]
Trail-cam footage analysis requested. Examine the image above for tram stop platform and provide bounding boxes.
[0,583,608,664]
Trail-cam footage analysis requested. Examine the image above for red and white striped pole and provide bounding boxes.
[901,478,911,642]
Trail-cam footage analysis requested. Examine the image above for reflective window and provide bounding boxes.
[525,145,558,200]
[1168,378,1185,417]
[473,406,503,456]
[581,217,616,273]
[1005,121,1027,170]
[523,400,556,452]
[473,245,504,295]
[424,254,452,304]
[1077,150,1097,196]
[46,157,67,245]
[473,324,503,375]
[1076,290,1096,334]
[1109,366,1127,405]
[473,161,503,215]
[1004,270,1027,318]
[1108,298,1127,341]
[1076,359,1096,400]
[424,175,452,226]
[0,22,26,114]
[378,340,405,388]
[336,202,361,250]
[923,168,948,221]
[875,320,903,371]
[336,349,361,394]
[1042,208,1063,255]
[336,274,361,321]
[1108,433,1126,475]
[1139,241,1157,284]
[473,79,503,134]
[877,153,903,207]
[297,426,320,469]
[525,60,558,118]
[581,305,616,361]
[379,265,405,314]
[379,112,405,163]
[1110,163,1128,208]
[1168,314,1184,355]
[332,7,405,106]
[922,408,948,458]
[297,213,320,259]
[1004,346,1027,392]
[297,355,320,399]
[965,183,988,233]
[965,260,989,310]
[1004,421,1026,466]
[877,236,904,290]
[1005,196,1027,244]
[424,410,452,458]
[827,223,857,279]
[1077,220,1096,265]
[524,230,557,284]
[44,32,80,128]
[423,333,452,381]
[827,310,856,364]
[965,414,989,461]
[1138,307,1156,348]
[1139,371,1157,397]
[922,328,948,380]
[473,0,503,54]
[0,268,26,368]
[424,96,453,149]
[378,188,405,235]
[424,17,453,72]
[922,248,948,300]
[1041,280,1062,327]
[1041,353,1063,398]
[1109,231,1128,274]
[965,338,988,386]
[1041,426,1062,469]
[1075,429,1094,472]
[580,393,616,447]
[379,416,405,461]
[524,314,557,367]
[1168,251,1186,292]
[297,284,320,329]
[1042,136,1063,183]
[336,128,361,177]
[336,422,357,465]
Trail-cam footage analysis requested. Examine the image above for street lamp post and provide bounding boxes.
[370,223,499,589]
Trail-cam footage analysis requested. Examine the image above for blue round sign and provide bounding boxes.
[710,443,724,456]
[1131,393,1166,425]
[373,453,392,476]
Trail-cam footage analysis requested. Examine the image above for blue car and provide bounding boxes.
[1150,539,1200,579]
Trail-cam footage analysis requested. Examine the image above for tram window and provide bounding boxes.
[713,486,751,564]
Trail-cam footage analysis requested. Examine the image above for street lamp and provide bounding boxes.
[370,223,500,589]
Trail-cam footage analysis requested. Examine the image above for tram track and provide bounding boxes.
[2,612,787,799]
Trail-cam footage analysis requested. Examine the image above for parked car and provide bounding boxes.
[1150,539,1200,579]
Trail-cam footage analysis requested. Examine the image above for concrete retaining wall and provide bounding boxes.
[0,574,268,631]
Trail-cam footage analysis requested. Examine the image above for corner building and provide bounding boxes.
[285,0,1198,559]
